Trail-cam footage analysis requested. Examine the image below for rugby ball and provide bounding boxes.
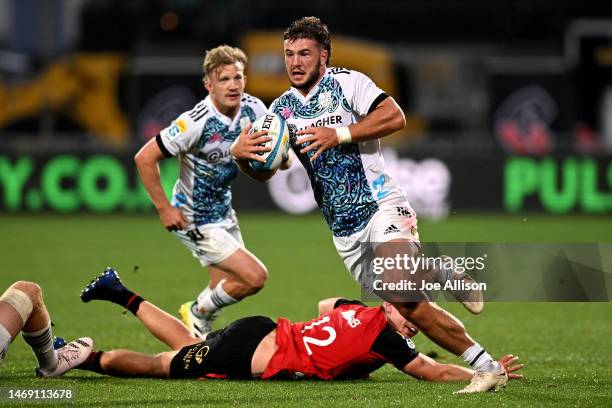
[249,113,291,172]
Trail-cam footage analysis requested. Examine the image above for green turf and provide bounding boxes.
[0,213,610,407]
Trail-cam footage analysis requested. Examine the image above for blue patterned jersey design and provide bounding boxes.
[272,75,378,236]
[192,105,257,225]
[274,76,351,120]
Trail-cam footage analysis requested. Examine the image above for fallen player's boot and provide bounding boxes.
[80,268,128,303]
[440,255,484,314]
[179,301,219,339]
[454,368,508,394]
[36,337,93,378]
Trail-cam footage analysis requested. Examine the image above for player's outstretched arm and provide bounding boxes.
[403,353,472,382]
[135,139,187,231]
[296,97,406,161]
[402,353,523,382]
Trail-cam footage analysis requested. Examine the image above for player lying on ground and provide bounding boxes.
[0,281,92,377]
[76,268,522,392]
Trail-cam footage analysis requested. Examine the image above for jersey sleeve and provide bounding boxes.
[370,328,419,369]
[333,299,367,309]
[156,111,201,157]
[344,70,388,117]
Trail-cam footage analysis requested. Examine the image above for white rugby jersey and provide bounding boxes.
[269,67,405,237]
[157,93,266,227]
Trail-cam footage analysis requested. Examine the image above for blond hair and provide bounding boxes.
[202,45,247,81]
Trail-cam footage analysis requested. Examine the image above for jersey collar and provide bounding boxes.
[289,68,331,104]
[205,95,243,129]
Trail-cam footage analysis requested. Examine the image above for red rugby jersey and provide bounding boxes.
[262,300,418,380]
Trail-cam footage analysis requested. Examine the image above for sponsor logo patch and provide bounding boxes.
[396,207,412,217]
[384,224,400,235]
[340,310,361,328]
[164,119,187,138]
[405,338,415,349]
[195,345,209,364]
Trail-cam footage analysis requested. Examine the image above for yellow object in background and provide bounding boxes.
[243,31,398,101]
[0,54,129,146]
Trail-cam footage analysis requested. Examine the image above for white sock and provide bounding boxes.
[22,323,58,371]
[0,323,11,363]
[193,286,212,317]
[196,279,238,316]
[461,343,501,373]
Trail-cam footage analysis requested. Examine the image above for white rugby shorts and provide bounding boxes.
[332,200,419,287]
[173,210,245,267]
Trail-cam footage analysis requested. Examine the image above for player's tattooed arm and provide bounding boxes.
[296,97,405,161]
[231,125,276,182]
[135,138,187,231]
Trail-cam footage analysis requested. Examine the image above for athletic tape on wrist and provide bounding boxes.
[0,288,33,323]
[336,126,352,144]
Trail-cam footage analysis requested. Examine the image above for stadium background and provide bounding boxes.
[0,1,610,406]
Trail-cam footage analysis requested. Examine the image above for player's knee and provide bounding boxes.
[151,352,173,378]
[245,265,268,292]
[10,281,42,305]
[100,350,117,371]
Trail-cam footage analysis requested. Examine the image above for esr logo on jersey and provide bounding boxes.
[318,91,332,109]
[163,119,187,138]
[340,310,361,328]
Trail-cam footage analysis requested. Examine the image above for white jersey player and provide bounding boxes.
[270,66,413,245]
[135,46,270,338]
[156,92,265,229]
[231,17,508,393]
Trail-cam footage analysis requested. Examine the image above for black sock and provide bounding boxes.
[112,290,145,315]
[77,350,106,374]
[125,293,145,315]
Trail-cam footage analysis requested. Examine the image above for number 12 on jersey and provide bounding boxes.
[301,316,337,355]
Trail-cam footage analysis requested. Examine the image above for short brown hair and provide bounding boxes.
[284,16,331,65]
[202,45,247,81]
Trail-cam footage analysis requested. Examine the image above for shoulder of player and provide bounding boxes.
[268,90,291,111]
[182,99,213,125]
[241,93,267,112]
[328,67,368,85]
[328,66,353,76]
[240,92,264,106]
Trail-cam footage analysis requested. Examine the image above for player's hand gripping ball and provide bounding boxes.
[249,113,291,172]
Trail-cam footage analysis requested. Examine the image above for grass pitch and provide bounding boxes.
[0,213,610,407]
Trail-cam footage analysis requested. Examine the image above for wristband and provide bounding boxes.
[336,126,352,145]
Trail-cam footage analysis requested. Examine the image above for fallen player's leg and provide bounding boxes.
[80,269,277,379]
[81,268,197,350]
[0,281,92,377]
